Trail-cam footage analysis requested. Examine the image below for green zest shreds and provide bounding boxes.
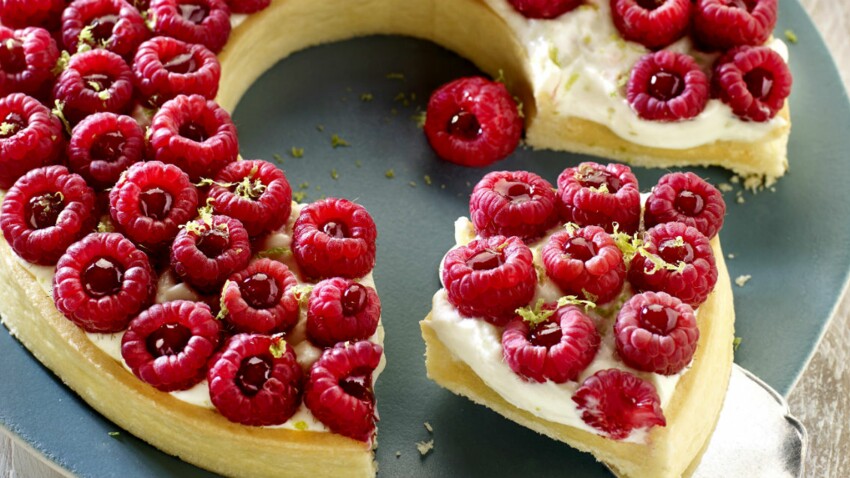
[291,285,314,306]
[548,46,562,67]
[588,183,610,194]
[255,246,291,259]
[385,72,405,80]
[564,222,580,236]
[293,421,309,431]
[76,25,96,52]
[331,134,350,148]
[0,122,15,136]
[784,29,798,44]
[293,191,307,202]
[216,281,233,320]
[613,225,686,275]
[290,147,304,158]
[269,335,287,358]
[360,93,374,102]
[51,100,72,135]
[330,169,339,180]
[52,50,71,75]
[515,296,597,327]
[385,169,395,179]
[611,223,643,266]
[733,337,743,351]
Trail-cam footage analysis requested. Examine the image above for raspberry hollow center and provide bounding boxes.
[342,283,368,316]
[139,187,174,220]
[530,322,563,348]
[145,323,192,357]
[648,71,685,102]
[240,273,281,309]
[179,2,209,24]
[339,370,374,403]
[466,250,504,271]
[196,228,230,257]
[89,14,119,44]
[674,190,705,216]
[636,0,665,10]
[322,221,348,239]
[82,257,125,297]
[724,0,754,11]
[494,179,534,203]
[0,38,26,74]
[236,355,272,396]
[163,52,198,74]
[658,240,694,264]
[639,303,680,335]
[26,193,65,229]
[577,167,621,192]
[744,68,774,100]
[446,110,482,140]
[0,112,26,139]
[179,121,209,142]
[565,236,597,262]
[91,131,126,163]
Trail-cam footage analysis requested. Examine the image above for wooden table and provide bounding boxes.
[3,1,850,476]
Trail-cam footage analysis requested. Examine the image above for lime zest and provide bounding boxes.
[256,246,291,259]
[516,296,596,327]
[216,281,233,320]
[269,334,287,358]
[331,134,350,148]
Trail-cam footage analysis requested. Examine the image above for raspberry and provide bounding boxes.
[68,112,146,190]
[626,51,709,121]
[170,214,251,293]
[306,278,381,348]
[226,0,270,14]
[572,369,666,440]
[628,222,718,307]
[644,172,726,239]
[61,0,150,58]
[469,170,558,243]
[53,232,156,333]
[109,161,200,251]
[542,226,626,305]
[0,27,60,98]
[507,0,582,19]
[712,46,792,122]
[208,334,303,426]
[611,0,692,50]
[0,0,65,30]
[221,259,300,334]
[304,341,383,441]
[441,235,536,325]
[132,36,221,107]
[693,0,777,51]
[0,93,65,189]
[556,162,641,234]
[121,300,221,391]
[149,94,238,182]
[614,291,698,375]
[502,304,600,383]
[292,198,377,280]
[52,49,134,124]
[150,0,232,54]
[424,76,522,167]
[207,160,292,237]
[1,166,96,265]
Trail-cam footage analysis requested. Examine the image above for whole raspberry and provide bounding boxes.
[1,166,96,265]
[61,0,150,58]
[610,0,691,50]
[132,36,221,106]
[628,222,718,307]
[627,51,709,121]
[306,278,381,348]
[542,226,626,305]
[226,0,270,13]
[693,0,777,51]
[170,213,251,293]
[469,170,558,243]
[149,94,238,181]
[556,162,641,234]
[712,46,792,122]
[304,341,383,441]
[52,49,134,124]
[572,369,666,440]
[53,232,156,333]
[68,112,146,190]
[424,76,522,167]
[441,235,536,325]
[614,291,698,375]
[0,27,59,98]
[221,259,300,334]
[292,198,377,280]
[208,334,303,426]
[109,161,199,251]
[644,172,726,239]
[121,300,221,391]
[150,0,232,53]
[507,0,582,19]
[207,160,292,237]
[502,303,600,383]
[0,93,65,189]
[0,0,65,30]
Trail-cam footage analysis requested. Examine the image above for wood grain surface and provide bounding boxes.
[1,1,849,477]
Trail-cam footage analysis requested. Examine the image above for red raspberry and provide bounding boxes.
[441,235,536,326]
[207,160,292,237]
[424,76,522,167]
[208,333,303,426]
[0,27,59,98]
[1,166,96,265]
[507,0,582,19]
[693,0,777,51]
[132,36,221,107]
[610,0,692,49]
[150,0,232,54]
[121,300,221,391]
[502,304,600,383]
[572,369,666,440]
[542,226,625,305]
[712,46,792,122]
[149,94,238,182]
[109,161,199,251]
[556,162,641,234]
[304,341,383,441]
[61,0,150,58]
[221,259,300,334]
[226,0,270,13]
[306,278,381,348]
[628,222,718,307]
[0,0,65,30]
[292,198,377,280]
[644,172,726,239]
[614,291,698,375]
[52,49,134,124]
[0,93,65,189]
[68,112,146,190]
[627,51,709,121]
[53,232,156,333]
[469,170,558,243]
[170,214,251,293]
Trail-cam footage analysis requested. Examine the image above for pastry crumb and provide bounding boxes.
[423,175,432,186]
[727,253,735,260]
[735,274,752,287]
[108,431,120,438]
[408,181,417,188]
[416,439,434,456]
[424,421,433,433]
[717,183,734,193]
[730,175,740,184]
[396,451,401,458]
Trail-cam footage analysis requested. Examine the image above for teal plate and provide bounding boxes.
[1,1,848,476]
